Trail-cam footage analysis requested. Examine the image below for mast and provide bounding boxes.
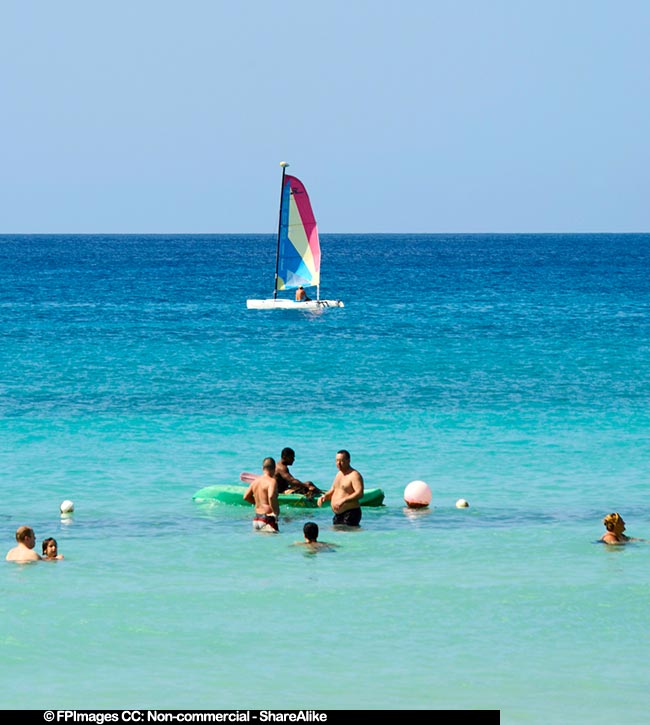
[273,161,289,299]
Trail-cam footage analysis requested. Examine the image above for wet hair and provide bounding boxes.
[15,526,34,543]
[42,537,57,555]
[603,513,622,531]
[281,447,295,459]
[303,522,319,542]
[337,449,351,461]
[262,457,276,472]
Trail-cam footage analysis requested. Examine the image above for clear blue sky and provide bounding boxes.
[2,1,648,233]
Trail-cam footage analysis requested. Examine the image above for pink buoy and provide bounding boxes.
[404,480,432,508]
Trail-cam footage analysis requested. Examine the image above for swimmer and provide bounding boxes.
[600,513,645,545]
[293,522,338,550]
[243,457,280,533]
[6,526,42,562]
[42,537,64,560]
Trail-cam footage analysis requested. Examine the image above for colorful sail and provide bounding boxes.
[276,175,321,290]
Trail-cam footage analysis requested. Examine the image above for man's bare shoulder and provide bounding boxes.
[263,474,278,490]
[6,547,40,562]
[345,467,364,485]
[292,541,339,551]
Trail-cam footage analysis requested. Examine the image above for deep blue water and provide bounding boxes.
[3,233,650,417]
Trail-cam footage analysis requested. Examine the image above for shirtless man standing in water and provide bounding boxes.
[318,450,364,527]
[244,457,280,532]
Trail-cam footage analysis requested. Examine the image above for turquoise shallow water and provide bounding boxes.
[2,234,650,720]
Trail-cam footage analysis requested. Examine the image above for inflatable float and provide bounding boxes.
[192,484,385,508]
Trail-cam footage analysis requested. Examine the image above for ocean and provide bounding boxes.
[2,233,650,721]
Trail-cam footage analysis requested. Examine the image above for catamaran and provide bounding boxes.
[246,162,344,310]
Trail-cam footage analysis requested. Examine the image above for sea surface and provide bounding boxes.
[2,233,650,721]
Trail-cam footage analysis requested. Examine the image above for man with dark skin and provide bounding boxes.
[275,447,321,497]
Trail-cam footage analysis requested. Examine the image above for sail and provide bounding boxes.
[276,175,321,290]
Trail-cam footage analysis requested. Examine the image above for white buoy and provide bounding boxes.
[404,480,432,508]
[60,499,75,514]
[456,498,469,508]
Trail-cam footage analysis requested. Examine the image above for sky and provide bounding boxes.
[1,0,648,233]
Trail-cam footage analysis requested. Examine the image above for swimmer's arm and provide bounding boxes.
[270,481,280,518]
[243,484,255,504]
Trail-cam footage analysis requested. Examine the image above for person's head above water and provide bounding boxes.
[42,537,58,558]
[603,512,625,532]
[15,526,35,545]
[280,447,295,463]
[303,521,319,542]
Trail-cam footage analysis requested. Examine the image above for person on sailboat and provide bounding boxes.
[275,447,321,498]
[295,286,311,302]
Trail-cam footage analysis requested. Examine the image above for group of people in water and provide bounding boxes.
[4,447,645,559]
[244,447,365,533]
[242,446,645,546]
[5,525,63,562]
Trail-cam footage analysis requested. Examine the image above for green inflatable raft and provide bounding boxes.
[192,484,385,508]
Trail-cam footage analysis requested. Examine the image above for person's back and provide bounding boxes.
[244,457,280,532]
[6,526,41,562]
[294,521,337,550]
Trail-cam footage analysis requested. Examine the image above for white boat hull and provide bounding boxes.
[246,298,344,310]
